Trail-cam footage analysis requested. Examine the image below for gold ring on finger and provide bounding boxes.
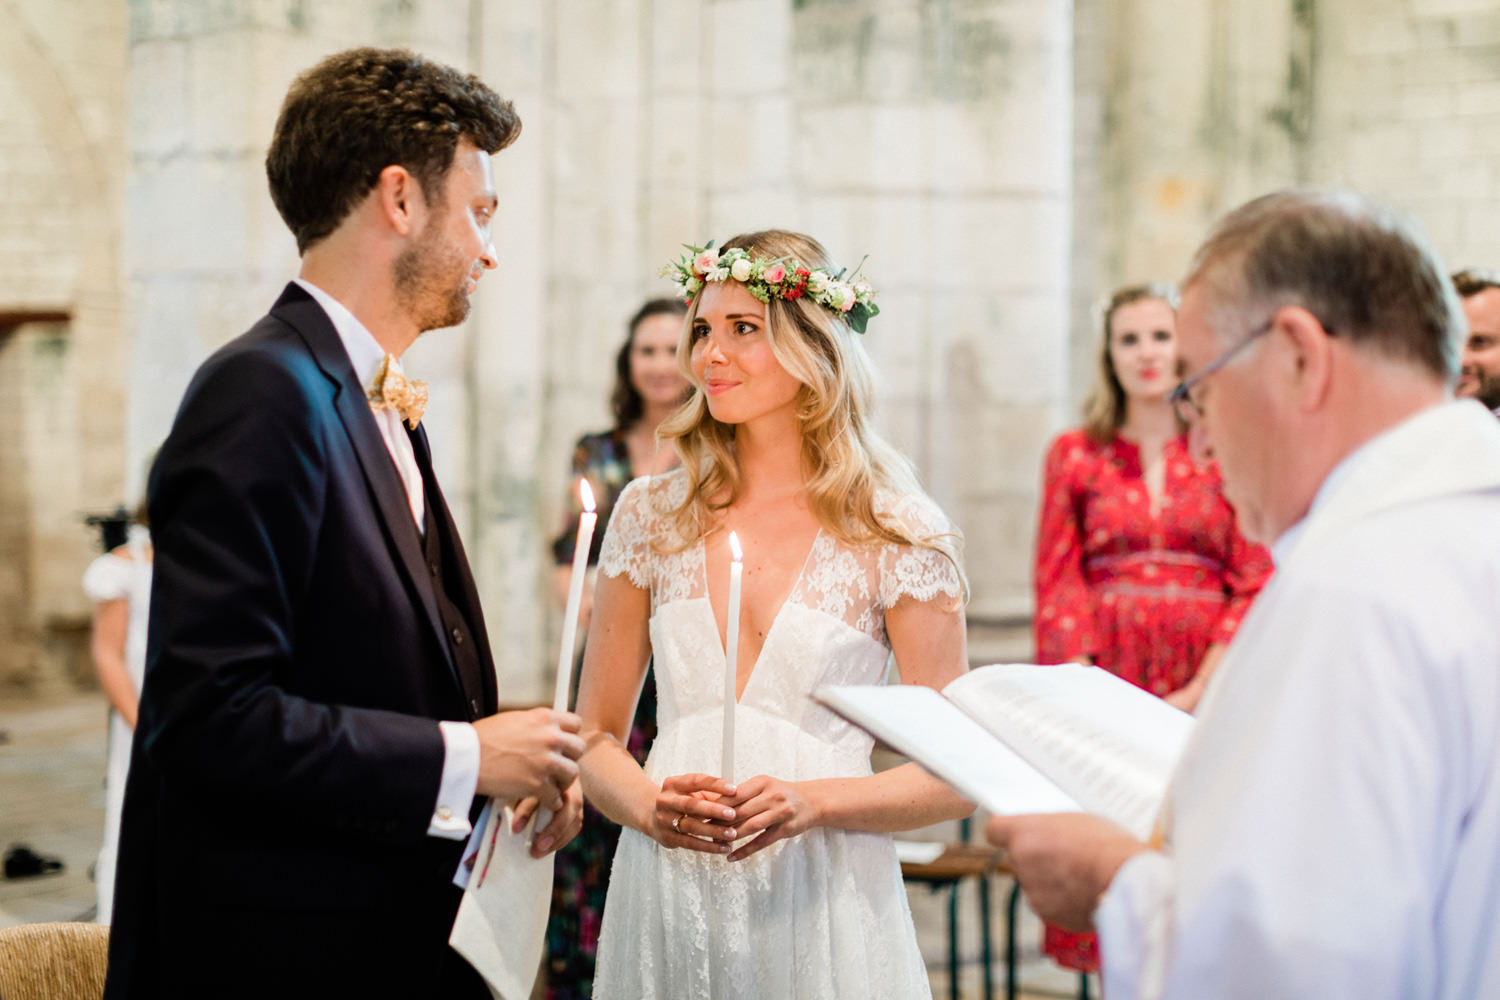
[672,814,682,832]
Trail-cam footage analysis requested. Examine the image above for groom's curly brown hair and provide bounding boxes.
[266,47,520,253]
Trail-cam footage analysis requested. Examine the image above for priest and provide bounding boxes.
[990,189,1500,999]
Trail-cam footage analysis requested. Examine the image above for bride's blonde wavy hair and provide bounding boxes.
[657,229,967,599]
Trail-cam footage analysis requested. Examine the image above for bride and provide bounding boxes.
[576,230,974,998]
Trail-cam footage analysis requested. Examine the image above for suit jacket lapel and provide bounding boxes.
[268,284,456,687]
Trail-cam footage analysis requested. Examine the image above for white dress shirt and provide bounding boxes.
[295,279,480,841]
[1096,400,1500,999]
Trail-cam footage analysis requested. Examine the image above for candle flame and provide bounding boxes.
[579,478,596,513]
[728,530,743,562]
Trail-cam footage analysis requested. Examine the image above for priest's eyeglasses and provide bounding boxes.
[1169,318,1274,425]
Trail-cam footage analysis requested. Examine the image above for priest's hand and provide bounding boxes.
[473,707,585,808]
[721,775,819,863]
[986,813,1149,932]
[653,773,739,853]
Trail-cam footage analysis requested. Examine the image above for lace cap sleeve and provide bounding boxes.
[597,475,656,590]
[876,492,964,610]
[82,553,131,603]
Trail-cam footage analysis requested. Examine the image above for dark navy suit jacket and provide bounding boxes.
[104,284,497,998]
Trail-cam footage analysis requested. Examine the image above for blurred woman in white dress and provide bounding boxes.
[82,503,152,924]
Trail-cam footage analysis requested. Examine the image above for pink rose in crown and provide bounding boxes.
[762,262,786,284]
[693,250,719,275]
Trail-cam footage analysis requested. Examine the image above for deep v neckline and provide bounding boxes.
[702,528,823,703]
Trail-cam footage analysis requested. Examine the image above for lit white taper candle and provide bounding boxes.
[554,479,598,712]
[723,530,743,780]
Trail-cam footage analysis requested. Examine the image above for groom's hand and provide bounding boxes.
[527,781,584,858]
[473,707,585,808]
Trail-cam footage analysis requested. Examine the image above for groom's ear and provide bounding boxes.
[374,165,422,237]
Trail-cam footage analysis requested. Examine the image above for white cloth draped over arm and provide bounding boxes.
[1097,851,1175,1000]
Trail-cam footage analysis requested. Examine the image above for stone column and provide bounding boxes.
[1083,0,1315,289]
[781,0,1075,625]
[466,0,555,700]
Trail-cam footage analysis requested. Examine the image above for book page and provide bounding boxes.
[944,663,1194,839]
[814,684,1081,818]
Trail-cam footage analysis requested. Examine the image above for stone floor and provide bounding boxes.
[0,691,1094,999]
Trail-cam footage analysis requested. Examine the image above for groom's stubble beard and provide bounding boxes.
[395,207,473,333]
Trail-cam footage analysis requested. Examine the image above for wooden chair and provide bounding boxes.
[1000,869,1093,1000]
[901,829,1002,1000]
[904,841,1091,1000]
[0,921,109,1000]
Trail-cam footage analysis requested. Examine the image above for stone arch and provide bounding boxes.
[0,0,127,693]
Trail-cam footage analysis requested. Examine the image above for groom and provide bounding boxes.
[104,49,584,998]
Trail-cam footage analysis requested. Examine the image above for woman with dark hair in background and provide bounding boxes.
[544,297,689,999]
[1032,283,1272,977]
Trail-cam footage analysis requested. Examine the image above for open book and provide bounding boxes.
[816,663,1194,840]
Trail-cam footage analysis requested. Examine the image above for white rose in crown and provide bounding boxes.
[730,257,753,282]
[830,284,858,311]
[807,271,828,294]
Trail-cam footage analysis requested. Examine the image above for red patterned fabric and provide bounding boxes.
[1032,428,1273,971]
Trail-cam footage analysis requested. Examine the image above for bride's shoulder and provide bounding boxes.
[873,486,955,541]
[617,466,690,515]
[608,467,696,547]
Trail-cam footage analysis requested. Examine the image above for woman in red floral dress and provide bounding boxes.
[1032,283,1273,974]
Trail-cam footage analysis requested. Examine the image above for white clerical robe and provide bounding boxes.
[1096,399,1500,999]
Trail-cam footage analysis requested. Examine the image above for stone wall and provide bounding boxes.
[1080,0,1500,305]
[119,0,1074,701]
[521,0,1075,642]
[0,0,128,693]
[11,0,1500,697]
[1311,0,1500,269]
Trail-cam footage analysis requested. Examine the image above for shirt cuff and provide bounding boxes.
[428,720,480,840]
[1097,850,1175,1000]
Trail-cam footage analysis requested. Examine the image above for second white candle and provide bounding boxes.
[723,530,743,781]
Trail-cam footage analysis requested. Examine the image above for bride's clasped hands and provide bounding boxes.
[652,772,823,861]
[650,772,738,851]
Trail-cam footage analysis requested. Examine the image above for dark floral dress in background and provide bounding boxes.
[546,430,665,999]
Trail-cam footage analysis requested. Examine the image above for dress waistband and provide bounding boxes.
[1085,550,1225,575]
[1092,581,1227,602]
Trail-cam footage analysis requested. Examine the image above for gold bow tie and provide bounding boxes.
[366,354,428,430]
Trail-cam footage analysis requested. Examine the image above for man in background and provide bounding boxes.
[1452,267,1500,413]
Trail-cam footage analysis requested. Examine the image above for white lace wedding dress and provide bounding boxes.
[591,470,962,999]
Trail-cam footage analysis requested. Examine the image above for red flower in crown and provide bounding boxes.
[784,267,811,300]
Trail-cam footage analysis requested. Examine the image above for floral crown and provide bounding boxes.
[659,242,881,334]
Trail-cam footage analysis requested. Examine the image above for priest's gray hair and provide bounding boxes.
[1182,189,1463,380]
